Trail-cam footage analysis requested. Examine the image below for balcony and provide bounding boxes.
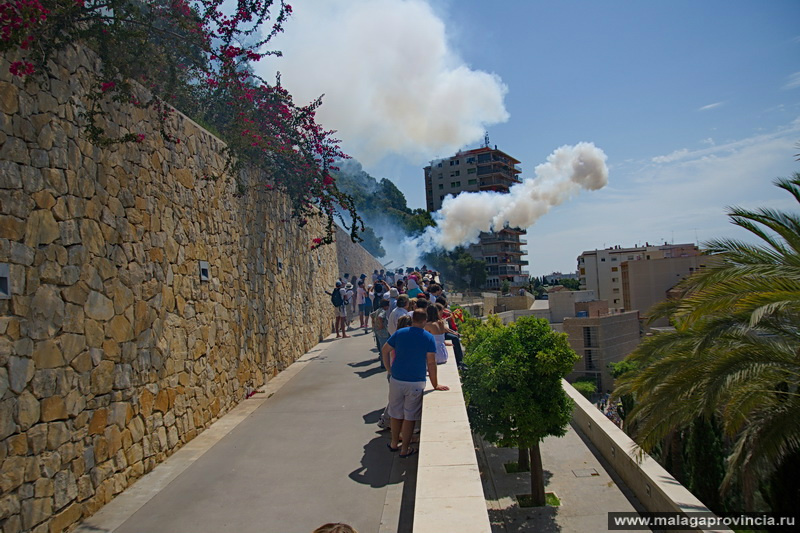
[480,235,522,245]
[478,176,520,191]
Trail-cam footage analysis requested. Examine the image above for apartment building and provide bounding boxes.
[577,243,700,310]
[424,146,528,289]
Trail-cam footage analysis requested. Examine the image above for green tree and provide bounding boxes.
[614,176,800,512]
[462,316,579,505]
[422,247,487,291]
[358,226,385,258]
[557,278,581,290]
[500,279,510,295]
[572,378,597,400]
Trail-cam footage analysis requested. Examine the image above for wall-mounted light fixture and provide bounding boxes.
[199,261,210,282]
[0,263,9,299]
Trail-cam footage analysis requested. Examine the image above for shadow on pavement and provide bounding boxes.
[489,505,561,533]
[362,408,383,425]
[355,366,385,379]
[349,435,406,488]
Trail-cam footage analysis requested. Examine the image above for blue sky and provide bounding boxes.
[262,0,800,275]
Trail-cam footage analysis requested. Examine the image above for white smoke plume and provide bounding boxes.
[411,142,609,252]
[258,0,509,164]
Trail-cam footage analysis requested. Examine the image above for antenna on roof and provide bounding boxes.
[483,131,490,148]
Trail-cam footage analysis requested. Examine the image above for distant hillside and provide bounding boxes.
[333,160,434,257]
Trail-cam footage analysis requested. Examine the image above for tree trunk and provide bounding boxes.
[518,446,529,471]
[530,443,546,506]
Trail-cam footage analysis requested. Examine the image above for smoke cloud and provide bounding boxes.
[412,142,609,252]
[258,0,509,164]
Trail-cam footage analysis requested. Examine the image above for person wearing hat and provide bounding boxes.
[388,287,399,312]
[344,282,355,328]
[356,279,369,329]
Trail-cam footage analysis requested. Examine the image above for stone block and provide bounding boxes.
[107,402,131,430]
[69,351,92,373]
[49,501,82,533]
[27,423,48,455]
[0,493,21,521]
[105,425,122,456]
[1,455,26,492]
[21,497,52,530]
[0,399,15,440]
[60,333,86,361]
[153,389,169,413]
[24,210,60,247]
[87,408,107,436]
[16,390,40,430]
[138,389,154,417]
[0,215,25,240]
[47,421,69,450]
[90,360,115,395]
[8,355,34,393]
[107,315,133,342]
[53,469,77,510]
[7,433,28,455]
[40,397,67,422]
[32,340,64,369]
[84,290,114,321]
[128,416,144,443]
[30,369,57,399]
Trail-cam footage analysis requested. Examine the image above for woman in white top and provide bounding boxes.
[424,305,448,365]
[356,280,368,328]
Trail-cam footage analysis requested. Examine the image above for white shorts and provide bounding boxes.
[387,377,425,421]
[337,305,347,318]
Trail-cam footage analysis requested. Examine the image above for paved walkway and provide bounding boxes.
[477,423,643,533]
[75,329,414,533]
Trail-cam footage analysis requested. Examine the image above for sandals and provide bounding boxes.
[399,449,417,458]
[386,443,400,452]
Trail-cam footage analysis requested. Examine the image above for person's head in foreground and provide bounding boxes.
[313,523,358,533]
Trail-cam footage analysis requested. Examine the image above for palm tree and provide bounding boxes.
[615,175,800,511]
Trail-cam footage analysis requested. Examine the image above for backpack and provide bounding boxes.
[331,288,343,307]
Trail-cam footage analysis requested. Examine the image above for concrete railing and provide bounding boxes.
[563,380,733,533]
[414,349,491,533]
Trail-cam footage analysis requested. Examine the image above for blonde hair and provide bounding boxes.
[313,524,358,533]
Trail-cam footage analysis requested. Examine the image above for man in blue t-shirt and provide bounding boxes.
[381,309,449,458]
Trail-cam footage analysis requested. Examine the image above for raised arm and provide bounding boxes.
[426,352,449,391]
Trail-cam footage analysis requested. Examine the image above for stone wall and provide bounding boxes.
[334,225,384,282]
[0,45,341,533]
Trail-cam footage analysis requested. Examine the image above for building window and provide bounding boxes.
[437,162,442,167]
[455,170,460,176]
[585,349,595,370]
[611,267,618,272]
[467,168,476,174]
[583,327,597,348]
[438,184,443,190]
[611,277,618,282]
[611,257,617,261]
[468,179,477,185]
[601,258,606,262]
[451,181,461,187]
[438,173,443,179]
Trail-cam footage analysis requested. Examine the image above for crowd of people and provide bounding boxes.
[328,267,463,457]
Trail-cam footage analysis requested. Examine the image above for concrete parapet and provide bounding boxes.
[414,349,491,533]
[563,380,733,533]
